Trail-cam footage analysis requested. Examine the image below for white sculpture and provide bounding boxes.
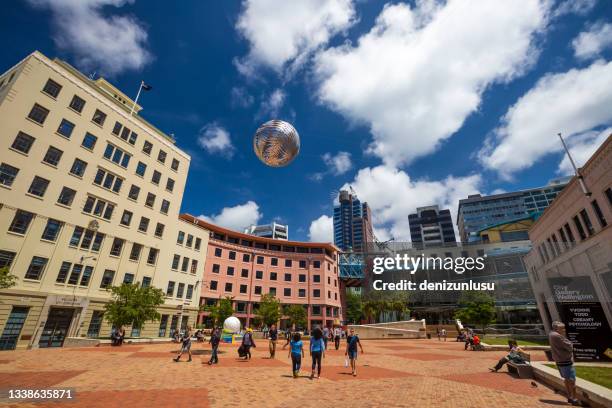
[223,316,241,334]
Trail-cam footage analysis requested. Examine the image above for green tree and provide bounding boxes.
[201,296,234,328]
[284,304,307,329]
[0,267,17,289]
[363,300,378,323]
[345,290,363,324]
[257,294,281,326]
[454,291,496,333]
[104,282,165,331]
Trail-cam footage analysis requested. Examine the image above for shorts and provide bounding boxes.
[181,342,191,352]
[557,364,576,381]
[348,350,358,360]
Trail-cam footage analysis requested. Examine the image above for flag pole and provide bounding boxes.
[557,132,591,197]
[130,80,144,116]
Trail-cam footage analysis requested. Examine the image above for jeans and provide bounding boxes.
[210,345,219,363]
[269,340,277,357]
[494,356,509,371]
[291,353,302,372]
[334,336,340,350]
[311,351,322,375]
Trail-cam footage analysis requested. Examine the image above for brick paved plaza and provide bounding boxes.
[0,338,573,408]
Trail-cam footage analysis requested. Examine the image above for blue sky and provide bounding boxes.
[2,0,611,242]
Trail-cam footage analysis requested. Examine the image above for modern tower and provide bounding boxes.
[408,205,456,246]
[244,222,288,240]
[333,190,374,252]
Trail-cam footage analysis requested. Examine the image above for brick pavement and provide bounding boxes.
[0,339,572,407]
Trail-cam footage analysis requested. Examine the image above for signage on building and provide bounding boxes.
[548,276,612,361]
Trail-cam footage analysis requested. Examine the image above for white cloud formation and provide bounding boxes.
[199,201,262,232]
[308,214,333,242]
[197,123,235,158]
[323,151,352,175]
[480,60,612,178]
[572,22,612,60]
[553,0,597,18]
[231,86,254,108]
[313,0,549,167]
[257,88,286,118]
[28,0,152,76]
[235,0,356,76]
[557,128,610,175]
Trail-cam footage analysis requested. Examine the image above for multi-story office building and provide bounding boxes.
[244,222,288,240]
[408,205,456,247]
[524,134,611,360]
[457,177,570,242]
[0,51,208,350]
[333,190,373,252]
[181,215,343,331]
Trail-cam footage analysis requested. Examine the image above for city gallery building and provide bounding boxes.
[0,51,342,350]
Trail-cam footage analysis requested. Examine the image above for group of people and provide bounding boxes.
[461,329,482,351]
[435,327,447,341]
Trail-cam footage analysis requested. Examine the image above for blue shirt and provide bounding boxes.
[310,337,325,352]
[290,340,303,355]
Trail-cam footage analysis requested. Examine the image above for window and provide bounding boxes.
[190,260,198,274]
[129,243,142,261]
[239,284,248,294]
[28,104,49,124]
[166,178,175,192]
[94,168,123,193]
[41,219,62,241]
[147,248,158,265]
[270,272,277,280]
[298,288,306,297]
[128,184,140,200]
[112,121,122,135]
[138,217,149,232]
[143,140,153,155]
[154,223,165,238]
[9,210,34,234]
[92,109,107,126]
[269,287,276,296]
[257,256,264,265]
[56,262,71,283]
[0,250,17,269]
[145,193,156,207]
[28,176,49,197]
[80,229,95,249]
[227,266,234,276]
[313,289,321,297]
[284,273,291,282]
[283,288,291,297]
[69,227,84,247]
[160,199,170,215]
[579,209,595,236]
[256,270,263,279]
[166,281,175,296]
[57,187,76,206]
[572,216,586,240]
[142,277,152,288]
[80,266,93,287]
[229,251,236,260]
[151,170,161,185]
[123,273,134,284]
[114,125,138,145]
[119,210,132,227]
[0,163,19,187]
[171,158,180,171]
[214,248,222,257]
[181,257,190,272]
[70,158,87,177]
[186,235,193,247]
[57,119,75,138]
[136,161,147,177]
[313,261,321,269]
[172,255,180,270]
[254,286,262,295]
[11,132,35,154]
[271,258,278,266]
[110,238,124,257]
[25,256,48,280]
[285,259,292,267]
[67,264,83,285]
[186,284,194,300]
[225,282,233,292]
[605,188,612,207]
[242,253,250,262]
[42,79,62,98]
[591,200,607,227]
[195,237,202,250]
[299,260,306,269]
[87,311,104,338]
[83,196,114,220]
[212,264,220,273]
[43,146,63,166]
[210,281,218,290]
[237,268,248,278]
[298,274,306,283]
[103,143,131,168]
[177,231,185,244]
[69,95,86,112]
[158,150,167,163]
[313,275,321,283]
[81,133,97,150]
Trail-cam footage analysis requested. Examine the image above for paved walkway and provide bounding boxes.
[0,338,572,407]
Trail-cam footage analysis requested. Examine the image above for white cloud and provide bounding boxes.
[308,214,333,242]
[197,123,235,158]
[557,128,610,175]
[28,0,152,76]
[231,86,254,108]
[199,201,262,232]
[257,88,286,118]
[323,151,352,175]
[480,60,612,178]
[235,0,356,76]
[553,0,597,18]
[314,0,549,167]
[572,22,612,60]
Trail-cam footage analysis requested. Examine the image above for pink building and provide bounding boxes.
[179,214,343,331]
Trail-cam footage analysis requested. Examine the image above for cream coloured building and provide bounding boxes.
[0,51,209,349]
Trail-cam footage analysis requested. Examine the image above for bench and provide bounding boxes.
[507,351,533,379]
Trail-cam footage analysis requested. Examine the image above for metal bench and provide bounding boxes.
[507,351,533,378]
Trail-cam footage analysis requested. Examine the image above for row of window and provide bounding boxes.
[176,230,202,250]
[206,281,338,300]
[165,281,195,299]
[213,247,327,269]
[209,263,338,286]
[41,78,181,172]
[171,254,198,274]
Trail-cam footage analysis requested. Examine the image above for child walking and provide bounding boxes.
[289,332,304,378]
[174,326,193,362]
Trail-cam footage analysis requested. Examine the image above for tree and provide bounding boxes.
[363,300,378,323]
[454,291,496,333]
[284,304,307,329]
[104,283,165,331]
[0,267,17,289]
[345,290,363,324]
[201,296,234,328]
[257,294,281,326]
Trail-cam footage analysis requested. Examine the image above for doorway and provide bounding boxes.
[38,308,75,348]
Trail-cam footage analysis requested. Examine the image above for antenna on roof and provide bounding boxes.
[88,71,97,80]
[557,133,591,197]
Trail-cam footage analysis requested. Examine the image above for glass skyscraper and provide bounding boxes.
[333,190,373,252]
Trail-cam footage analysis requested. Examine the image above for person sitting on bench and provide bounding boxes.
[490,340,525,372]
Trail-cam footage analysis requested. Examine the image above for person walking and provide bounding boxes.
[333,325,342,350]
[241,327,256,360]
[322,326,330,350]
[549,321,579,406]
[289,332,304,378]
[282,324,295,350]
[268,324,278,358]
[174,326,193,362]
[310,327,325,379]
[345,328,364,376]
[441,328,447,342]
[207,327,220,365]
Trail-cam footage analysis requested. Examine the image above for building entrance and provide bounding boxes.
[38,308,75,348]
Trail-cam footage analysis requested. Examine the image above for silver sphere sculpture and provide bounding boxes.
[253,120,300,167]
